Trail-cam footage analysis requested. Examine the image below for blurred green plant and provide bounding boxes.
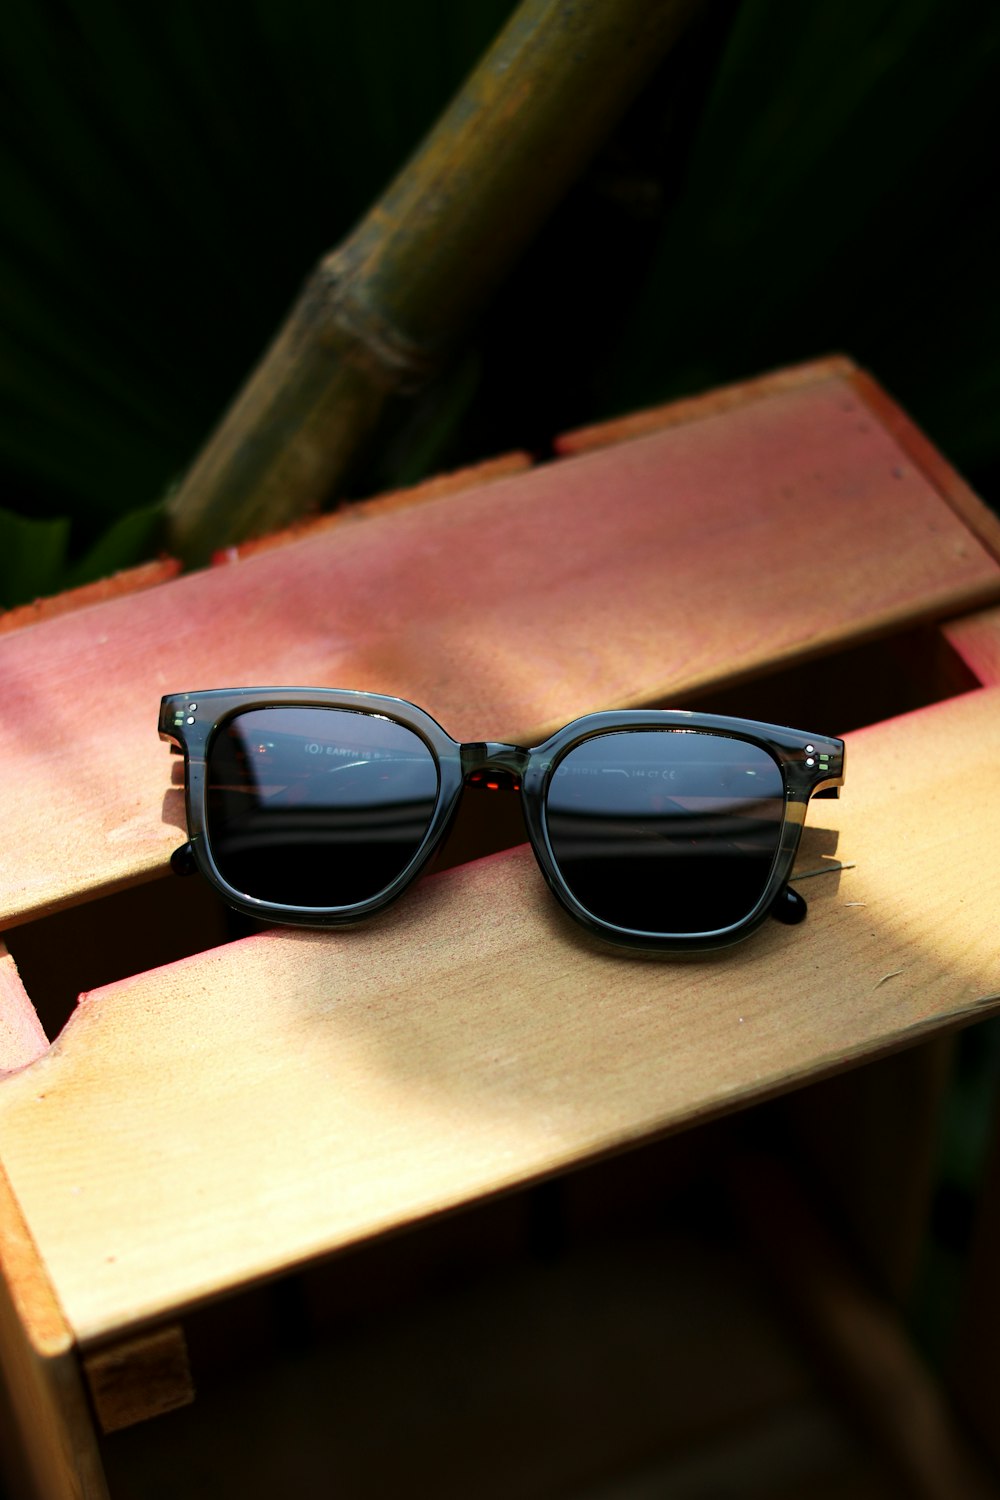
[162,0,698,564]
[1,0,998,603]
[0,0,517,599]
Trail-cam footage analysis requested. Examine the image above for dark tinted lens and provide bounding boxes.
[206,707,439,908]
[545,730,785,934]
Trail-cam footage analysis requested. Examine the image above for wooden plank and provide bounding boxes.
[0,1165,107,1499]
[942,605,1000,686]
[83,1324,194,1433]
[846,368,1000,566]
[555,355,857,455]
[0,941,48,1075]
[559,358,1000,574]
[0,559,181,637]
[212,450,533,562]
[1,366,998,930]
[0,685,996,1348]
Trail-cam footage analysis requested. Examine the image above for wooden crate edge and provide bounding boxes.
[553,355,859,456]
[0,559,181,638]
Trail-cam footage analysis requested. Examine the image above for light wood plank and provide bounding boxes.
[0,1165,107,1499]
[0,685,996,1348]
[1,368,998,930]
[0,942,47,1075]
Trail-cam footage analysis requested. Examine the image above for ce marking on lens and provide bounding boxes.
[160,688,845,954]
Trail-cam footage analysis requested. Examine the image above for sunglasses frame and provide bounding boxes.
[160,687,845,952]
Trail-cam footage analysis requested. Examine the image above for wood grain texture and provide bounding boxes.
[211,450,533,562]
[1,368,998,930]
[0,685,996,1348]
[0,941,47,1074]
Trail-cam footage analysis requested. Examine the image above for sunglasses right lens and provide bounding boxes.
[205,706,440,909]
[544,730,785,935]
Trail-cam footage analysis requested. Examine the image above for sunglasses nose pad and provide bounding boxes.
[770,884,808,925]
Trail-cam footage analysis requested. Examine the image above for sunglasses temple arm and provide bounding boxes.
[770,885,808,925]
[170,841,197,876]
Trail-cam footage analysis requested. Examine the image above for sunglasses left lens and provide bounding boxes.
[205,707,440,909]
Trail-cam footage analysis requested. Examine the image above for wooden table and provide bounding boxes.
[1,357,999,1499]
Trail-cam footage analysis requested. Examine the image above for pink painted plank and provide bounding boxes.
[0,559,181,637]
[0,367,998,928]
[943,606,1000,687]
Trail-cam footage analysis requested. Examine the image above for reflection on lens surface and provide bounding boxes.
[545,731,784,934]
[206,708,439,907]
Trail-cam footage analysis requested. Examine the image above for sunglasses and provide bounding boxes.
[159,689,845,953]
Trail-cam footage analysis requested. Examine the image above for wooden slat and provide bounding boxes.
[83,1324,194,1433]
[942,605,1000,686]
[0,942,47,1075]
[0,1165,106,1499]
[0,559,181,637]
[559,358,1000,573]
[846,369,1000,566]
[1,366,998,930]
[555,355,858,454]
[212,450,533,562]
[0,685,996,1348]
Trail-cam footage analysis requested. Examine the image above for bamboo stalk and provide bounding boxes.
[165,0,697,565]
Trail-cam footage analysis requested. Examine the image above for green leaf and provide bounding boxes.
[0,506,70,609]
[0,501,166,611]
[67,500,167,589]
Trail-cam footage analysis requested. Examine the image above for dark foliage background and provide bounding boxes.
[1,0,998,606]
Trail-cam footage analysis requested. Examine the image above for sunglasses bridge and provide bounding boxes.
[462,741,531,793]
